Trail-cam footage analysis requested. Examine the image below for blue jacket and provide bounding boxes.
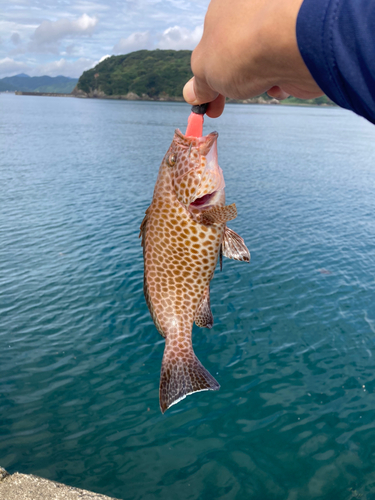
[297,0,375,124]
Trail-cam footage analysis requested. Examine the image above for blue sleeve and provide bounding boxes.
[296,0,375,124]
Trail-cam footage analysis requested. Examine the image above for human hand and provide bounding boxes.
[183,0,323,117]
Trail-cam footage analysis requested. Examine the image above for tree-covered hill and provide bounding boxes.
[0,80,16,91]
[75,49,335,106]
[76,50,192,98]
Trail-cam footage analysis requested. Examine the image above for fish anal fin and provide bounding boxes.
[159,348,220,413]
[195,286,214,329]
[199,203,237,225]
[222,226,250,262]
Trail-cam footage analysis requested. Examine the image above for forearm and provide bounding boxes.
[184,0,375,125]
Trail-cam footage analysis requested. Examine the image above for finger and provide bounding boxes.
[267,86,290,100]
[183,76,219,106]
[206,94,226,118]
[183,78,198,104]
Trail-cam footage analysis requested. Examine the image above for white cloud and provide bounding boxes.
[158,25,203,50]
[98,54,110,63]
[0,57,29,78]
[0,0,210,77]
[29,14,98,53]
[64,44,76,55]
[32,57,97,77]
[0,54,109,79]
[72,1,111,14]
[112,25,203,55]
[11,32,21,45]
[113,31,151,54]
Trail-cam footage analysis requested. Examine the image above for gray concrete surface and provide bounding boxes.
[0,467,119,500]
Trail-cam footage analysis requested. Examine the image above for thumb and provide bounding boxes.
[183,76,219,105]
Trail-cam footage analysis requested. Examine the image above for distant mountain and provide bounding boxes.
[75,49,335,107]
[0,75,78,93]
[0,80,16,92]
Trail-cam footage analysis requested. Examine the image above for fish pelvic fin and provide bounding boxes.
[222,226,250,263]
[159,347,220,413]
[195,286,214,329]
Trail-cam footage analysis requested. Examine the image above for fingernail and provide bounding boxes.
[183,78,198,104]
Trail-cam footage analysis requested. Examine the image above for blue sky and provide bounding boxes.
[0,0,209,78]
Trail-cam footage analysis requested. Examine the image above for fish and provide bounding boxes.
[140,128,250,413]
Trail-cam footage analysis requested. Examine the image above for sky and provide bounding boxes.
[0,0,210,78]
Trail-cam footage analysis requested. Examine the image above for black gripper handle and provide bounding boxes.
[191,103,208,115]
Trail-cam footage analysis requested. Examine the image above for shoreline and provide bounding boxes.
[15,91,75,97]
[0,466,118,500]
[13,91,335,108]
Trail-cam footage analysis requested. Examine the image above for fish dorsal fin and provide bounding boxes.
[139,208,149,247]
[222,226,250,263]
[199,203,237,225]
[195,286,214,329]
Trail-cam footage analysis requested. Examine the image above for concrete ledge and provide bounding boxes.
[0,467,119,500]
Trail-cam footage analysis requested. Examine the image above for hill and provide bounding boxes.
[0,75,78,93]
[0,80,16,92]
[75,50,335,107]
[76,50,192,98]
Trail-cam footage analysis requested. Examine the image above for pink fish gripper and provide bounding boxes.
[185,103,209,138]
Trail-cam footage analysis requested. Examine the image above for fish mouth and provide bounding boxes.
[190,191,217,207]
[173,128,226,210]
[190,134,225,207]
[189,188,225,210]
[174,129,218,151]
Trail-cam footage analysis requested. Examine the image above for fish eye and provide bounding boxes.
[168,154,176,167]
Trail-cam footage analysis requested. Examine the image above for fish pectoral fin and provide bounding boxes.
[199,203,237,225]
[159,348,220,413]
[222,226,250,262]
[195,286,214,329]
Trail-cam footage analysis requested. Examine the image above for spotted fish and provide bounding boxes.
[140,129,250,413]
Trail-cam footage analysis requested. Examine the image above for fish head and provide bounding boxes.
[166,129,225,210]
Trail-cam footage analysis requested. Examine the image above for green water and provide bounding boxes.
[1,94,375,499]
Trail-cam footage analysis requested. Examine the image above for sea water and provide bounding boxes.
[1,93,375,499]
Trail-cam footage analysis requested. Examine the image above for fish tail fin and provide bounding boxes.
[159,348,220,413]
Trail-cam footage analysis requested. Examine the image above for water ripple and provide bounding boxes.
[1,96,375,499]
